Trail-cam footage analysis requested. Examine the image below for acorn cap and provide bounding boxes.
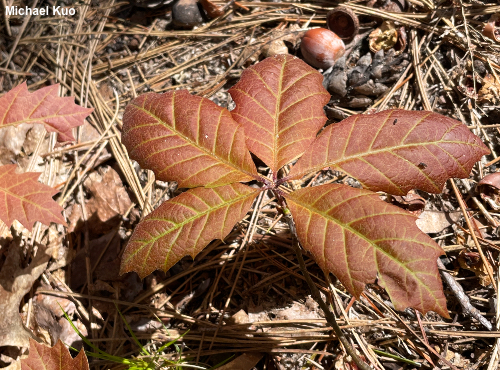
[326,7,359,41]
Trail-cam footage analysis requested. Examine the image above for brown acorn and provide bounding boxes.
[300,28,345,69]
[326,7,359,41]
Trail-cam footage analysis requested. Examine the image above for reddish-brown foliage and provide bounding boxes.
[0,165,65,230]
[120,55,489,316]
[21,339,89,370]
[121,183,258,278]
[229,55,330,174]
[285,184,448,317]
[288,109,489,195]
[122,90,258,188]
[0,82,93,142]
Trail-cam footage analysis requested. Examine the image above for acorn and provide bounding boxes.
[300,28,345,70]
[326,7,359,41]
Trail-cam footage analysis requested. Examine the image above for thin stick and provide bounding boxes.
[437,259,492,330]
[283,211,372,370]
[449,179,497,292]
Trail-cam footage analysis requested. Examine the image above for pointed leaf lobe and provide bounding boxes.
[285,184,448,317]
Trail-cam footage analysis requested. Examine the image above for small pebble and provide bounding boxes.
[172,0,204,28]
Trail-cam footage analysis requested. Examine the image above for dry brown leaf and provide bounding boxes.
[369,21,398,53]
[415,210,462,234]
[69,166,131,234]
[216,353,263,370]
[0,243,52,347]
[21,338,89,370]
[458,250,492,287]
[478,74,500,104]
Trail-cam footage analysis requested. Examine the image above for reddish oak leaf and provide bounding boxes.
[229,54,330,174]
[120,183,259,278]
[288,109,490,195]
[0,165,65,230]
[21,339,89,370]
[285,184,448,317]
[122,90,258,188]
[0,82,93,142]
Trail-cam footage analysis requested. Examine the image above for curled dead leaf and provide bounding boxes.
[477,172,500,210]
[369,21,398,53]
[199,0,224,18]
[458,250,492,287]
[483,14,500,42]
[390,190,425,214]
[478,74,500,104]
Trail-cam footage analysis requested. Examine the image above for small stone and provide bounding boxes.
[128,36,141,51]
[172,0,204,28]
[133,0,174,8]
[261,40,288,58]
[473,59,486,75]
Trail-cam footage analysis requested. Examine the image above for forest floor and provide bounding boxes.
[1,0,500,369]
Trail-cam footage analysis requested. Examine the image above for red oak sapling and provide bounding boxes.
[120,54,489,317]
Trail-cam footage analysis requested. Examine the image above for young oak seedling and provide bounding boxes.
[120,54,488,317]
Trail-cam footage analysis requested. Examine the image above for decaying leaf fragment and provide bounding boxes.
[483,14,500,42]
[478,74,500,104]
[369,21,398,53]
[458,250,492,287]
[0,244,53,348]
[477,172,500,210]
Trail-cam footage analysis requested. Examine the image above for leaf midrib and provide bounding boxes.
[295,139,486,178]
[125,188,258,261]
[287,193,440,290]
[131,99,255,179]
